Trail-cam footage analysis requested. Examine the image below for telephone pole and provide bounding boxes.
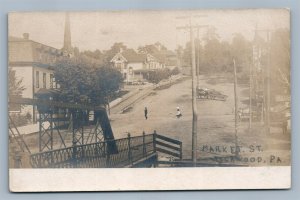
[196,26,208,88]
[233,59,239,157]
[254,29,272,134]
[176,15,207,165]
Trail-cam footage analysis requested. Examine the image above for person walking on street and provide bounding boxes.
[176,107,182,118]
[144,107,148,120]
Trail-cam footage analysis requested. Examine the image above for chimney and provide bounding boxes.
[23,33,29,40]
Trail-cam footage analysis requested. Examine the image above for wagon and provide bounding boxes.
[197,88,227,101]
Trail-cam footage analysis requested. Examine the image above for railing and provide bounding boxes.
[30,132,156,168]
[154,132,182,160]
[30,131,183,168]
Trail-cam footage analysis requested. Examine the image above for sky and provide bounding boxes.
[9,9,289,51]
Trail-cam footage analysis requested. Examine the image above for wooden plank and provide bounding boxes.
[156,134,181,145]
[156,140,181,151]
[156,147,180,158]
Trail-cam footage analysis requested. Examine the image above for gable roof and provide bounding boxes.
[111,49,149,63]
[122,49,147,63]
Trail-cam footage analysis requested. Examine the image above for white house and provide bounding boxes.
[8,34,62,122]
[110,49,161,83]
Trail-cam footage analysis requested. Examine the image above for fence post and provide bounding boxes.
[50,111,54,165]
[80,111,84,145]
[143,131,146,157]
[72,140,77,168]
[72,112,78,168]
[153,130,157,152]
[105,141,110,167]
[127,133,132,165]
[180,142,183,160]
[153,130,158,167]
[38,112,42,152]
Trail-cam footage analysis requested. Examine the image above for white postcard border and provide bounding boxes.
[9,166,291,192]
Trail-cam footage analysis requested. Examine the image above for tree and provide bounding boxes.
[144,68,172,84]
[171,67,180,75]
[137,43,167,54]
[8,68,25,99]
[53,57,123,105]
[180,30,253,75]
[8,68,28,123]
[231,33,252,73]
[91,65,123,104]
[269,29,290,94]
[82,49,103,61]
[202,37,223,72]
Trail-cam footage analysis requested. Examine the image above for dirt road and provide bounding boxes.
[109,75,290,166]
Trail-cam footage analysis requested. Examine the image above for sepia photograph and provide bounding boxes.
[8,9,291,191]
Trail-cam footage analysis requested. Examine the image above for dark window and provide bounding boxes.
[43,73,46,88]
[50,74,53,88]
[36,71,39,88]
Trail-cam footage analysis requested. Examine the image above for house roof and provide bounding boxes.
[153,50,177,65]
[9,35,62,66]
[122,49,147,63]
[111,49,149,63]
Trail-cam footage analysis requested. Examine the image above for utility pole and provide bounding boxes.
[195,26,208,88]
[176,15,206,165]
[249,46,253,132]
[233,59,239,157]
[197,28,200,88]
[190,19,198,165]
[266,31,271,135]
[255,29,272,134]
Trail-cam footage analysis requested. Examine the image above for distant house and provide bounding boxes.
[153,50,178,70]
[110,49,161,83]
[139,42,179,70]
[8,33,62,122]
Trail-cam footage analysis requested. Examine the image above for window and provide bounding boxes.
[43,73,46,88]
[36,71,39,88]
[50,74,53,88]
[116,63,122,70]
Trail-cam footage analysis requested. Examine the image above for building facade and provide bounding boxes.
[8,34,62,122]
[111,49,161,83]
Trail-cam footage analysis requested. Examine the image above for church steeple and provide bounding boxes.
[62,12,73,57]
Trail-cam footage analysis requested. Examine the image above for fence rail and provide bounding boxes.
[29,131,182,168]
[30,133,156,168]
[155,132,182,159]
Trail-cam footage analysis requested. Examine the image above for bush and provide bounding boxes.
[144,68,172,84]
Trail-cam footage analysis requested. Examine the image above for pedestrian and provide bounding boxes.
[144,107,148,120]
[176,107,182,118]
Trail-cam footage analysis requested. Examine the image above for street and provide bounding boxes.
[110,75,290,166]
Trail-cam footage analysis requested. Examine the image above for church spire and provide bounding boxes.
[62,12,73,56]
